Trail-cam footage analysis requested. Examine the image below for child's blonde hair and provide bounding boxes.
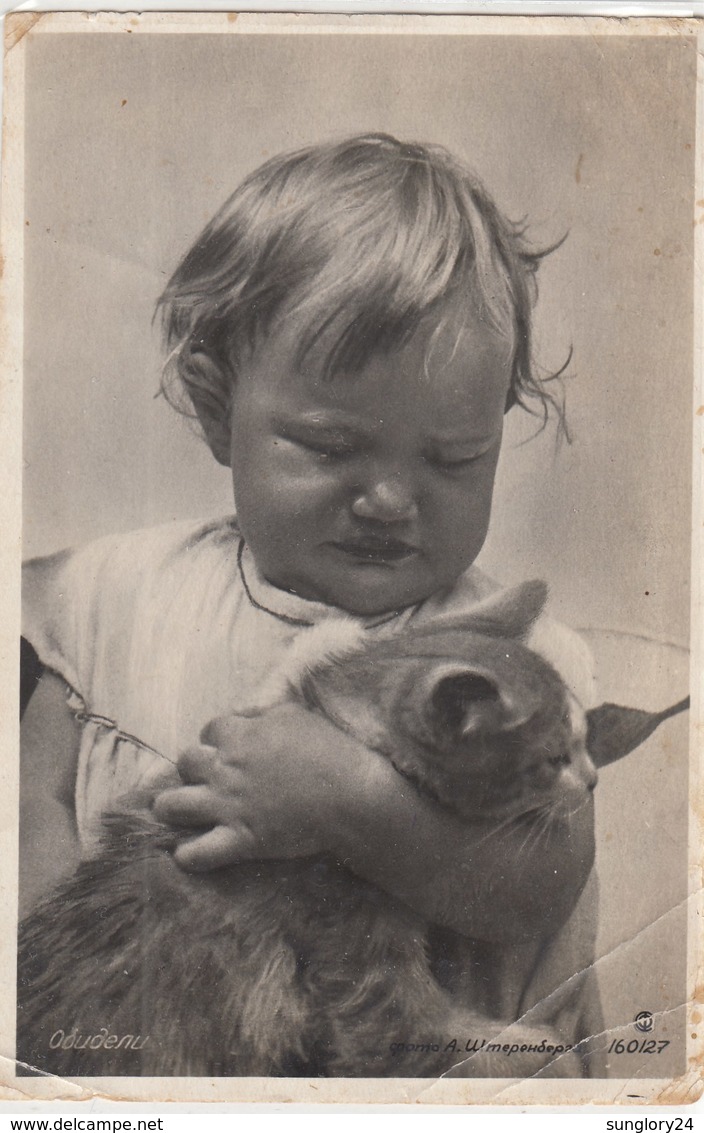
[157,133,566,430]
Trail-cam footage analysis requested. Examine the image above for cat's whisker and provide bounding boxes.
[566,796,592,820]
[514,813,548,857]
[466,813,525,849]
[537,810,560,845]
[515,826,539,857]
[510,803,563,862]
[530,815,553,850]
[485,797,563,857]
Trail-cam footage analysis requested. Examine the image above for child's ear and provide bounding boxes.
[186,349,232,467]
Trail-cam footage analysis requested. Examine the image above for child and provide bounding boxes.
[21,134,602,1074]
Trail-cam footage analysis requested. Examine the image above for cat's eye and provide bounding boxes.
[548,753,571,768]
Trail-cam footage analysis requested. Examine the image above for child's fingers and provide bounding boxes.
[172,824,256,871]
[177,744,221,784]
[199,714,250,747]
[153,784,229,827]
[198,705,310,753]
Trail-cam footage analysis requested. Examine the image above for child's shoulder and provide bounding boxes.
[24,515,241,597]
[22,516,242,694]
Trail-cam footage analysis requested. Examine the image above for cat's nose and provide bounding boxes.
[583,754,598,792]
[351,477,418,523]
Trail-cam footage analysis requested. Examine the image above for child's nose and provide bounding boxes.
[351,477,418,523]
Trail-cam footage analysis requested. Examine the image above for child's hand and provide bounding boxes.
[153,702,595,945]
[152,704,362,871]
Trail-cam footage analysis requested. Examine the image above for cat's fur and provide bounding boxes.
[17,582,688,1080]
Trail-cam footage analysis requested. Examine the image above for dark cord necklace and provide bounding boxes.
[236,539,407,630]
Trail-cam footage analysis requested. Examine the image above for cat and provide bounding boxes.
[17,581,688,1081]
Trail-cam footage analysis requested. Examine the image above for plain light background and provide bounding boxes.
[19,22,697,1082]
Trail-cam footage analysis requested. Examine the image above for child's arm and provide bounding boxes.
[154,704,595,944]
[19,671,82,918]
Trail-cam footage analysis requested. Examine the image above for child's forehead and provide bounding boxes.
[243,301,512,437]
[253,292,514,380]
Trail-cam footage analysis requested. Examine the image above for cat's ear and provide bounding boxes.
[422,580,549,642]
[426,665,517,740]
[479,579,549,640]
[586,697,689,768]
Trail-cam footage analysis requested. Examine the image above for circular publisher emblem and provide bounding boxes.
[634,1011,654,1033]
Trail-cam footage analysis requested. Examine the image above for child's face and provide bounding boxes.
[224,302,512,616]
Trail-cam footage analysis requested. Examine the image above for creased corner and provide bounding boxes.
[650,1069,704,1107]
[0,1051,92,1102]
[4,13,43,56]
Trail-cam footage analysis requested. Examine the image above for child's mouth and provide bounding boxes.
[331,538,418,564]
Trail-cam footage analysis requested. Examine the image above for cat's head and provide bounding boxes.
[281,578,688,825]
[303,625,597,822]
[385,634,598,821]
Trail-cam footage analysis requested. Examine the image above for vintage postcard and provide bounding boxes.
[0,11,701,1106]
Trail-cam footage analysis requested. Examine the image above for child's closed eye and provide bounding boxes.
[274,422,360,461]
[287,435,357,461]
[305,439,356,460]
[424,450,487,473]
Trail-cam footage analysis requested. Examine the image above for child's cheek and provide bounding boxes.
[238,446,350,539]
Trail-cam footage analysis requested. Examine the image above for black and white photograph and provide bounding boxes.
[2,12,700,1105]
